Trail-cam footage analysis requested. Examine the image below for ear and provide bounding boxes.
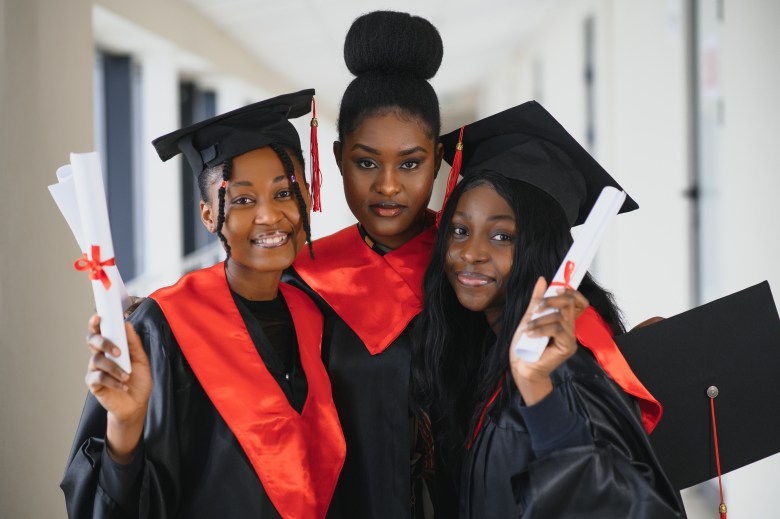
[200,199,217,233]
[332,140,343,176]
[433,141,444,180]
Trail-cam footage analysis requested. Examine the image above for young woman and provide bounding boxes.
[286,11,444,518]
[415,102,687,517]
[61,90,345,519]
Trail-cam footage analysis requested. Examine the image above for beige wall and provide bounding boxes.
[1,0,95,517]
[0,1,307,517]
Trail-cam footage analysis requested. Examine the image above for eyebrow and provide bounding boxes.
[453,211,515,222]
[350,143,428,156]
[229,175,287,187]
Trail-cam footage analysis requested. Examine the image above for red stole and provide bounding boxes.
[293,224,435,355]
[576,307,663,434]
[150,263,345,519]
[471,307,663,447]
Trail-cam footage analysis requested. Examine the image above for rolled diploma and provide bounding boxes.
[513,186,627,362]
[48,153,131,372]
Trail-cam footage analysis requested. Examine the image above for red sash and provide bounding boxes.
[151,263,345,519]
[576,307,663,434]
[293,224,435,355]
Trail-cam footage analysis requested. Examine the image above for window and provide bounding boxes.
[180,81,218,257]
[93,50,143,280]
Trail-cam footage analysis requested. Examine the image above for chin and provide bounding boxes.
[452,291,489,313]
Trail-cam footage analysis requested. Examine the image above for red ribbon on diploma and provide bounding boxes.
[550,260,575,290]
[74,245,115,290]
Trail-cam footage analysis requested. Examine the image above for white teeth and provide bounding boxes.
[253,232,288,246]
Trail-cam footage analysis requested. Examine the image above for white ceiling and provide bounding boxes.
[183,0,566,119]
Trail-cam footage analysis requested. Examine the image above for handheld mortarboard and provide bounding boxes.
[616,282,780,508]
[151,88,323,211]
[438,101,638,227]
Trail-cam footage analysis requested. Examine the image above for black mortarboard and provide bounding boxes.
[616,281,780,492]
[439,101,638,226]
[152,89,315,175]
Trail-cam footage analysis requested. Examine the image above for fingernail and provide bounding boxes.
[112,348,121,357]
[122,384,130,392]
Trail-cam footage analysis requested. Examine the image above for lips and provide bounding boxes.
[251,230,290,248]
[369,201,405,217]
[455,271,495,287]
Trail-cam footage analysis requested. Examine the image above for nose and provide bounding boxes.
[374,166,402,196]
[459,236,488,264]
[253,201,284,225]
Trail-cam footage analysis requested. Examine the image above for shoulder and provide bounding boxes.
[126,298,178,358]
[295,225,360,268]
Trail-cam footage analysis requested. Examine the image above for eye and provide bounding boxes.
[357,159,376,169]
[276,189,293,200]
[492,232,514,243]
[231,195,254,206]
[399,159,420,170]
[451,225,468,237]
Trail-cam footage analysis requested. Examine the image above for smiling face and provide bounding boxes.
[445,183,517,326]
[201,146,308,280]
[335,110,442,250]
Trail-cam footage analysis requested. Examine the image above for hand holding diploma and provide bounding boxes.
[513,186,626,362]
[85,315,152,463]
[48,152,132,372]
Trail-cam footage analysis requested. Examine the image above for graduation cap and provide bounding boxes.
[438,101,637,226]
[616,282,780,510]
[152,88,323,210]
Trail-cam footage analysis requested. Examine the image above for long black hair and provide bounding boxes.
[413,171,625,450]
[338,10,443,142]
[197,145,313,258]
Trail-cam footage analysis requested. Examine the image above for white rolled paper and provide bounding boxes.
[513,186,627,362]
[48,152,132,373]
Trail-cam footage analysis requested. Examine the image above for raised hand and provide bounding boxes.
[508,277,589,406]
[85,315,152,462]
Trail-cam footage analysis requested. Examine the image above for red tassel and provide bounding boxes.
[310,97,322,212]
[436,125,465,227]
[709,388,727,518]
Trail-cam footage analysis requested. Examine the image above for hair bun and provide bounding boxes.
[344,11,443,80]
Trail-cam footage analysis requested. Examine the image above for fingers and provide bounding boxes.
[88,351,130,386]
[124,322,149,366]
[520,277,549,325]
[85,370,127,392]
[529,277,547,307]
[511,277,550,346]
[87,332,122,358]
[88,314,101,335]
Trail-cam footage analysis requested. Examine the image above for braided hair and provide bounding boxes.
[269,143,313,259]
[197,145,313,260]
[338,10,443,142]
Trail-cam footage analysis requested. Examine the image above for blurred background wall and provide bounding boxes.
[1,0,778,517]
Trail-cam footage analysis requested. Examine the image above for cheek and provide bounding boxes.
[497,253,514,282]
[406,172,435,203]
[443,242,458,271]
[342,171,371,206]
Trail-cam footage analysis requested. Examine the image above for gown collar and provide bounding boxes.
[293,223,435,355]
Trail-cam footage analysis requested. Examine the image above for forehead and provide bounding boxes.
[346,111,433,148]
[454,184,514,220]
[231,146,289,182]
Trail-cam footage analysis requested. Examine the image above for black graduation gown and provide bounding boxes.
[61,265,344,519]
[285,223,436,519]
[460,347,687,519]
